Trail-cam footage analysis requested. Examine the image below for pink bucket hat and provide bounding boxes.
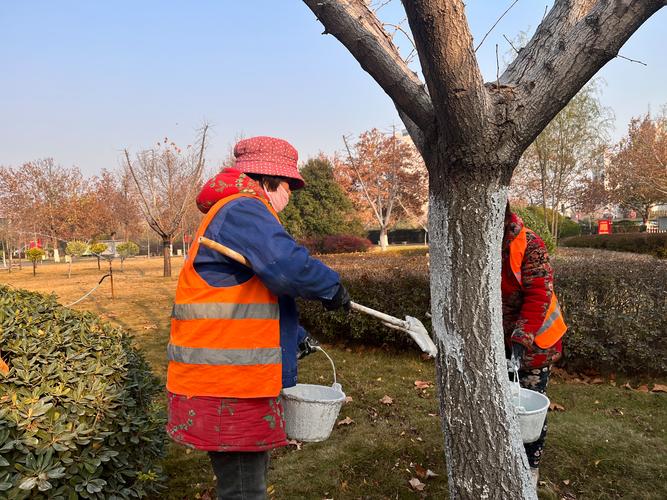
[233,136,305,189]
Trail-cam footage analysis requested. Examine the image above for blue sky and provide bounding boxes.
[1,1,665,176]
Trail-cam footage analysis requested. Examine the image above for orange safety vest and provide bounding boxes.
[166,193,282,398]
[508,226,567,349]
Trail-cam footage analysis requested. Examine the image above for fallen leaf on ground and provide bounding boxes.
[426,469,439,478]
[549,403,565,412]
[592,378,604,384]
[287,439,302,450]
[622,382,633,390]
[415,464,427,479]
[337,416,354,426]
[142,324,158,330]
[380,395,394,405]
[344,396,354,404]
[637,384,649,393]
[563,479,570,485]
[414,380,432,389]
[651,384,667,393]
[408,478,425,491]
[428,413,438,417]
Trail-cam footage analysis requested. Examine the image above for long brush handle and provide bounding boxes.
[199,236,251,267]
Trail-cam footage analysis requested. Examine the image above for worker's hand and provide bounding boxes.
[510,343,525,371]
[297,335,320,360]
[321,284,351,312]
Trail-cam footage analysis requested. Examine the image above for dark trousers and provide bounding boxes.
[208,451,269,500]
[518,366,551,468]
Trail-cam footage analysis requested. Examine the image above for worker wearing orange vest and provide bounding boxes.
[502,203,567,487]
[166,137,349,499]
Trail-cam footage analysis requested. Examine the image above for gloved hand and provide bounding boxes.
[509,342,525,371]
[321,284,351,312]
[297,335,320,360]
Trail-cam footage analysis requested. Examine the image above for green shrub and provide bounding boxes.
[554,248,667,375]
[612,220,642,234]
[513,207,555,253]
[0,286,166,499]
[300,234,372,255]
[299,248,667,375]
[561,232,667,258]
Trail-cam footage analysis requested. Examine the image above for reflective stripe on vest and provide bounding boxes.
[167,344,282,365]
[508,226,567,349]
[166,193,282,399]
[172,302,279,320]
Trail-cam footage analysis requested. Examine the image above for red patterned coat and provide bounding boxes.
[501,213,563,369]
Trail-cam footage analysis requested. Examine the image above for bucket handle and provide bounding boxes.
[509,366,521,406]
[314,346,338,389]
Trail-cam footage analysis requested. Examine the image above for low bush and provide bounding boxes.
[513,207,555,253]
[561,232,667,258]
[300,234,372,255]
[299,248,667,375]
[0,286,166,499]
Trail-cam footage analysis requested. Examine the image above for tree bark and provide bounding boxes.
[162,236,172,277]
[379,226,389,250]
[428,159,533,499]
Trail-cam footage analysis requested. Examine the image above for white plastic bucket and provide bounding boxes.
[509,369,550,443]
[281,348,346,442]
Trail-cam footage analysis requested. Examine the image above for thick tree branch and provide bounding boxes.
[302,0,435,137]
[501,0,665,151]
[402,0,490,146]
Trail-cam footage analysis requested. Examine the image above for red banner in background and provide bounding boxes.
[597,220,612,235]
[29,239,43,248]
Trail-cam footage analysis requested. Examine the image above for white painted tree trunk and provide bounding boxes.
[379,227,389,250]
[428,166,535,498]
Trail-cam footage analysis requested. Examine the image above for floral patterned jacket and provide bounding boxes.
[501,213,563,369]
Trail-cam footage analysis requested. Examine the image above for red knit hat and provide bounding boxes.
[234,136,305,189]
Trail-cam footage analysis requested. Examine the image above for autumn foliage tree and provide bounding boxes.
[608,112,667,223]
[302,0,665,497]
[338,128,427,249]
[124,126,209,277]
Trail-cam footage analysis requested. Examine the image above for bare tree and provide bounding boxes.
[302,0,665,497]
[512,82,612,243]
[124,125,209,277]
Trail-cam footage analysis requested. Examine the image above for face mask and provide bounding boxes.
[265,183,290,212]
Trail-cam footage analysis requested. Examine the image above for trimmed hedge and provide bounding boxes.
[299,248,667,375]
[0,286,166,499]
[300,234,372,255]
[561,232,667,258]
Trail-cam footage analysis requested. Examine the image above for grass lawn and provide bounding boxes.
[1,256,666,499]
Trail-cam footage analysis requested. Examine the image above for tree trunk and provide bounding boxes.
[429,162,534,499]
[97,256,101,270]
[379,227,389,250]
[162,237,172,277]
[68,259,72,279]
[32,261,36,277]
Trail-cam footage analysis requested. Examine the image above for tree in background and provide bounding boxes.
[338,128,427,250]
[116,241,139,272]
[90,242,108,270]
[303,0,663,496]
[26,247,45,277]
[511,82,611,244]
[124,125,209,277]
[65,240,89,278]
[0,159,91,261]
[90,170,142,241]
[281,157,364,239]
[608,112,667,223]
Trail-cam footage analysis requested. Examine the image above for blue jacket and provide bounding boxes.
[193,196,340,388]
